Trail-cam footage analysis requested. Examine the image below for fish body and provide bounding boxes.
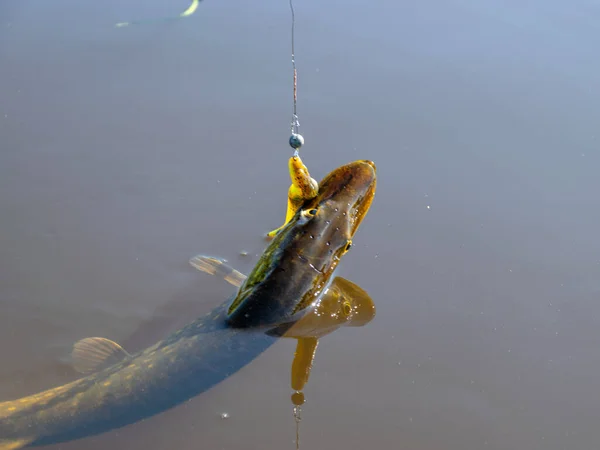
[0,160,376,449]
[0,306,273,447]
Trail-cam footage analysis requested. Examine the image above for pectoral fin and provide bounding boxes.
[189,255,247,288]
[0,438,34,450]
[72,337,132,374]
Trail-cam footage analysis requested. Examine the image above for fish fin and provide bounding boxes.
[71,337,132,374]
[189,255,247,288]
[0,438,34,450]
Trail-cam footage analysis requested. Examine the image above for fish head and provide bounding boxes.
[297,158,377,252]
[226,160,377,329]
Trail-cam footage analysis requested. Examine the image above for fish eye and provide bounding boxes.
[342,300,352,317]
[343,240,353,253]
[300,208,318,220]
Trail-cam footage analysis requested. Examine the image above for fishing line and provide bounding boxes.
[292,391,304,450]
[288,0,304,153]
[294,403,302,450]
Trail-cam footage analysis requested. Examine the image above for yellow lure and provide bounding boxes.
[267,153,319,238]
[115,0,200,28]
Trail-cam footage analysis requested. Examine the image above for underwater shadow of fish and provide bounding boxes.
[120,275,228,352]
[0,274,227,396]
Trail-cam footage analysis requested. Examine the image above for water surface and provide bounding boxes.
[2,0,600,449]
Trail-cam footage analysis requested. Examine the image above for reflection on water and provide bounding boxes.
[114,0,202,28]
[0,152,377,449]
[191,256,377,449]
[4,0,600,448]
[0,254,376,449]
[191,256,376,394]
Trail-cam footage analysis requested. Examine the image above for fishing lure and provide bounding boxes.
[115,0,200,28]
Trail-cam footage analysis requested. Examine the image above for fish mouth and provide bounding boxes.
[306,159,377,236]
[359,159,376,171]
[313,160,376,200]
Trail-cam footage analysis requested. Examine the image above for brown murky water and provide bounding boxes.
[2,0,600,449]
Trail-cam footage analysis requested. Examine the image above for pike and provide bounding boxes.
[0,159,377,449]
